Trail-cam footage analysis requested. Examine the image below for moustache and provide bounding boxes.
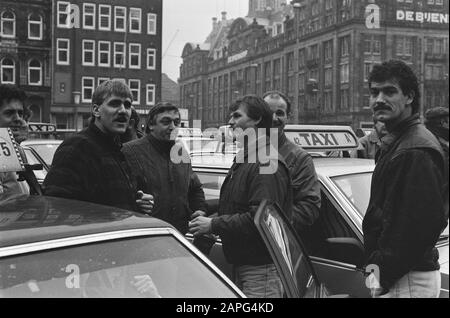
[373,103,392,112]
[114,117,129,123]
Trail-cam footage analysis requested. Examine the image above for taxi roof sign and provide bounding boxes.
[284,125,359,151]
[0,128,25,173]
[28,123,57,133]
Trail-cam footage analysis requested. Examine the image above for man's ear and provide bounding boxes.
[92,104,100,119]
[406,91,415,106]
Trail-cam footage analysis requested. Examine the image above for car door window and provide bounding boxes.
[255,201,320,298]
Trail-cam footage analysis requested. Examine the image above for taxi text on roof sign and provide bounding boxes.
[28,123,57,133]
[0,128,25,173]
[284,125,358,151]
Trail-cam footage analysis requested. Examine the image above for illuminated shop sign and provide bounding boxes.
[397,10,449,24]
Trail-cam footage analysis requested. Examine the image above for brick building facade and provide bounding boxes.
[0,0,52,123]
[179,0,449,130]
[51,0,162,131]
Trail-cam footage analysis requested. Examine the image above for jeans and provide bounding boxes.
[233,264,283,298]
[378,271,441,298]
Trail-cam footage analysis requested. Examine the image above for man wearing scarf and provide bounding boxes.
[363,60,448,298]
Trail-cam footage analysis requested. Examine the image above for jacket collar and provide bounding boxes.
[147,134,175,155]
[379,114,421,153]
[87,123,122,151]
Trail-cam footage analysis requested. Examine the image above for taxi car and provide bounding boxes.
[192,125,449,298]
[0,195,245,298]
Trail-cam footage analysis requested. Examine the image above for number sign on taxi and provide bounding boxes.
[284,125,358,150]
[0,128,25,173]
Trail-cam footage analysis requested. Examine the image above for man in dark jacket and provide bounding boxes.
[44,80,153,213]
[363,60,448,298]
[189,95,292,298]
[263,91,321,253]
[122,102,207,235]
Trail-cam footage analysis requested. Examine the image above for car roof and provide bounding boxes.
[0,195,172,248]
[21,139,63,146]
[192,154,375,177]
[313,158,375,177]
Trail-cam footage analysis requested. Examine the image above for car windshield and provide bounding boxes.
[179,139,219,153]
[330,172,373,218]
[26,144,60,166]
[0,235,238,298]
[23,148,47,181]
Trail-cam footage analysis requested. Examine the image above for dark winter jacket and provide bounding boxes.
[211,136,292,266]
[122,134,207,234]
[43,123,138,211]
[363,114,449,290]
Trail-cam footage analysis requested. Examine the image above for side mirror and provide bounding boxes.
[324,237,365,268]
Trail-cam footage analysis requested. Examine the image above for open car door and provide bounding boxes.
[254,200,370,298]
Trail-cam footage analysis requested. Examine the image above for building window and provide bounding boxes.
[83,3,95,29]
[28,59,42,86]
[340,89,349,109]
[396,36,413,57]
[340,63,349,83]
[146,84,155,106]
[340,36,350,57]
[298,73,305,91]
[129,79,140,105]
[82,77,95,103]
[57,1,70,28]
[56,38,70,65]
[98,77,109,86]
[82,40,95,66]
[364,36,381,55]
[114,6,126,32]
[97,41,110,67]
[1,58,15,84]
[28,13,43,40]
[298,49,305,68]
[129,8,141,33]
[147,48,156,70]
[114,42,126,68]
[324,40,333,61]
[364,62,374,82]
[99,5,111,31]
[324,67,333,87]
[147,13,157,35]
[129,44,141,69]
[425,64,444,80]
[1,10,16,37]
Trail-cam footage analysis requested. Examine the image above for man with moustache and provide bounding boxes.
[363,60,448,298]
[122,102,207,235]
[44,80,153,213]
[263,91,321,253]
[356,118,388,160]
[0,84,30,200]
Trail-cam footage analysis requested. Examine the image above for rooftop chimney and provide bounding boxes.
[212,17,218,30]
[221,11,227,21]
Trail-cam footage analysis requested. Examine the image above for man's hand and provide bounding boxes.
[191,210,207,219]
[136,191,154,215]
[189,216,213,237]
[132,275,161,298]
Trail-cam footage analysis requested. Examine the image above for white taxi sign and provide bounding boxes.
[0,128,25,173]
[28,123,57,133]
[284,125,358,150]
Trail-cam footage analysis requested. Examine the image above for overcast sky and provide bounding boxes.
[162,0,249,82]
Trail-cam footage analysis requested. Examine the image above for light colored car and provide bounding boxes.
[0,195,245,298]
[21,139,63,168]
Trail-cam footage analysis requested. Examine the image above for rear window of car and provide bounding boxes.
[0,235,238,298]
[330,172,373,218]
